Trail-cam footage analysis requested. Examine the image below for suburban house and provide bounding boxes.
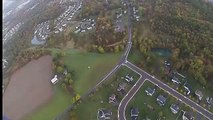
[51,75,58,84]
[195,90,203,101]
[63,69,68,75]
[109,94,117,104]
[206,97,213,105]
[164,60,171,66]
[182,112,194,120]
[156,95,167,106]
[125,74,134,82]
[171,76,181,84]
[97,108,112,120]
[170,103,180,114]
[117,82,127,92]
[183,82,192,95]
[145,87,155,96]
[130,107,139,120]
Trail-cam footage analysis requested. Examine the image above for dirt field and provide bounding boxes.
[3,55,54,120]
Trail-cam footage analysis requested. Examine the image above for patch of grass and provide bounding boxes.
[49,48,122,95]
[23,82,73,120]
[127,49,143,64]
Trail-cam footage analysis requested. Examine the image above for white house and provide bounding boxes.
[51,75,58,84]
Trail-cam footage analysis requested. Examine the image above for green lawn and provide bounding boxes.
[23,82,73,120]
[126,80,209,120]
[50,48,122,95]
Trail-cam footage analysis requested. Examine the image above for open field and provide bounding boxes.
[3,55,53,120]
[126,80,209,120]
[50,48,122,95]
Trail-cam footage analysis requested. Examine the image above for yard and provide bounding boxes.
[126,80,209,120]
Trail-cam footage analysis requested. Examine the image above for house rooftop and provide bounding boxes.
[171,76,181,84]
[157,95,167,106]
[97,109,112,120]
[145,87,155,96]
[51,75,58,84]
[131,107,139,117]
[182,112,194,120]
[109,94,116,104]
[170,103,180,114]
[117,82,127,91]
[195,90,203,100]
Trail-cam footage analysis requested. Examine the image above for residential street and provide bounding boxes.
[117,62,213,120]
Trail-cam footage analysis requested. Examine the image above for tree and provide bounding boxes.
[114,45,119,53]
[69,79,74,85]
[97,46,105,53]
[56,66,64,74]
[65,73,71,78]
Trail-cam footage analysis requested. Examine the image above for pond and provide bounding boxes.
[31,35,46,45]
[151,48,172,58]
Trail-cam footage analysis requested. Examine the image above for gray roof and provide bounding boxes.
[170,103,180,112]
[131,107,139,116]
[157,95,167,105]
[145,87,155,94]
[183,112,194,120]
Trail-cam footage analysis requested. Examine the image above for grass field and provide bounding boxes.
[23,82,73,120]
[126,80,209,120]
[52,48,122,95]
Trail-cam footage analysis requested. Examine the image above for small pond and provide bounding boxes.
[151,48,172,58]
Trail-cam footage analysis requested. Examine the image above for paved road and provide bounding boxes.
[117,61,213,120]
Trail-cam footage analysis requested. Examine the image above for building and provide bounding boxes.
[195,90,203,101]
[51,75,58,84]
[206,97,213,105]
[109,94,117,104]
[182,112,194,120]
[130,107,139,120]
[145,87,155,96]
[183,82,192,95]
[156,95,167,106]
[117,82,127,92]
[171,76,181,84]
[170,103,180,114]
[97,108,112,120]
[125,74,133,82]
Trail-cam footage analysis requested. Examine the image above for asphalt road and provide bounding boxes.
[117,61,213,120]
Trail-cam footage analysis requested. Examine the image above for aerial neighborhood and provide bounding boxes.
[2,0,213,120]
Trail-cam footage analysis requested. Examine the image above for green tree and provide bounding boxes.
[56,66,64,74]
[114,45,119,53]
[69,79,74,85]
[97,46,105,53]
